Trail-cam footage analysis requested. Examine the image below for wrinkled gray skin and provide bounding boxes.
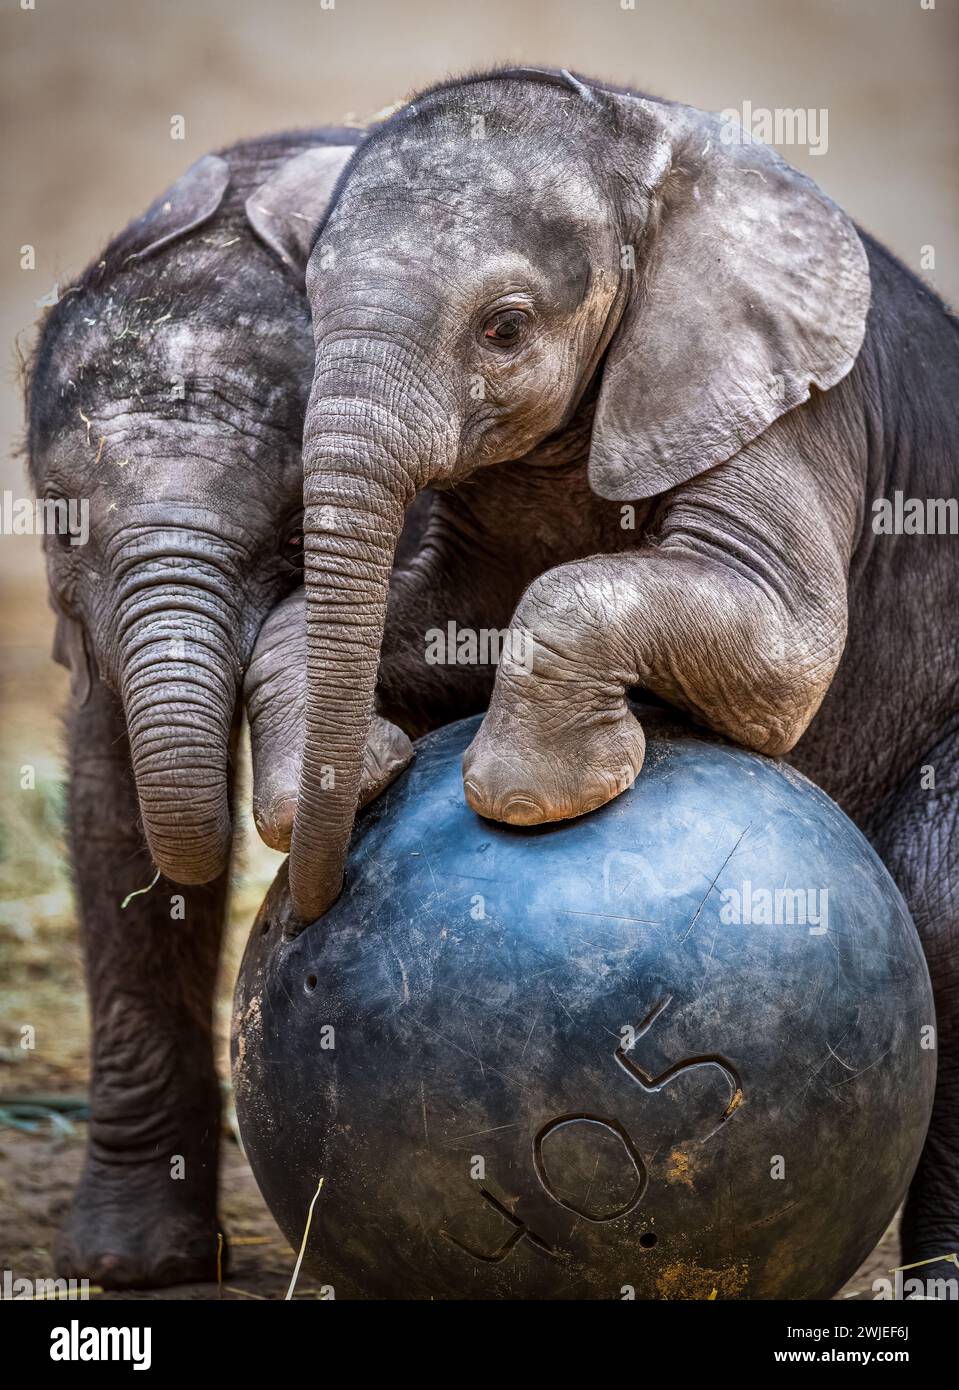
[267,72,958,1279]
[25,130,420,1287]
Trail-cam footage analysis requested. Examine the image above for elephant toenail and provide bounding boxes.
[500,794,548,825]
[463,779,487,813]
[256,794,296,851]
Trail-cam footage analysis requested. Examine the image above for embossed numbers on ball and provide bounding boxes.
[232,713,935,1300]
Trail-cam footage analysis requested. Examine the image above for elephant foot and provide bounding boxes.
[462,703,646,825]
[55,1157,225,1289]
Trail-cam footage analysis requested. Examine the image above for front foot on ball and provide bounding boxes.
[462,701,646,826]
[55,1158,225,1290]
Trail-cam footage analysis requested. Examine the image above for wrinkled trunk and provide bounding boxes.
[288,456,409,920]
[117,565,240,885]
[288,341,436,921]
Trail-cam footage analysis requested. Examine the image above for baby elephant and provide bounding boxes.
[26,130,415,1287]
[261,70,959,1281]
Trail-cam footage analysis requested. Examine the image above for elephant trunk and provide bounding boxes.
[288,346,438,921]
[116,565,241,885]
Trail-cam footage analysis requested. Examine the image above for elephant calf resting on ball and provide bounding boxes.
[25,129,420,1287]
[262,71,958,1279]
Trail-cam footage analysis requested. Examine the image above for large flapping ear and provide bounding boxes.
[588,94,871,501]
[52,611,95,705]
[245,145,355,278]
[126,154,231,263]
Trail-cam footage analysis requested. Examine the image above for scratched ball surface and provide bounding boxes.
[232,711,935,1300]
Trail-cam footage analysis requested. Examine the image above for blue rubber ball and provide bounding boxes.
[233,710,936,1300]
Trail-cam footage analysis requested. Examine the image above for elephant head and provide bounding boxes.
[262,70,869,921]
[26,136,357,885]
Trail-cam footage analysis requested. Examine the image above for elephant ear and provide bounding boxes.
[126,154,231,263]
[52,611,95,705]
[245,145,355,277]
[588,95,871,501]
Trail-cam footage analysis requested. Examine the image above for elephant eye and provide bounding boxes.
[282,526,304,572]
[44,496,75,550]
[482,310,526,347]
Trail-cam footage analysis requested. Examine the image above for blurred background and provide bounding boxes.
[0,0,955,1295]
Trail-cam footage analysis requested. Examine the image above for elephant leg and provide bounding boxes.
[462,549,818,823]
[55,676,232,1289]
[869,724,959,1292]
